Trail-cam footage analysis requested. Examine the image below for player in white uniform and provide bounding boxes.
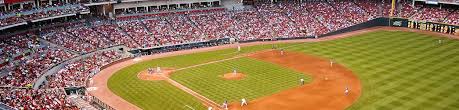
[280,49,284,55]
[222,100,228,110]
[300,78,304,85]
[241,98,248,106]
[330,60,334,67]
[344,86,350,96]
[237,44,241,52]
[208,107,213,110]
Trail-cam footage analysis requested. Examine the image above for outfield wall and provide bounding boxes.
[319,17,459,38]
[319,18,390,37]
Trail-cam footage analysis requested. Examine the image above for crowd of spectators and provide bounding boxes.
[329,1,370,24]
[2,1,459,109]
[0,88,77,110]
[0,35,75,87]
[144,17,184,45]
[398,2,419,18]
[118,20,157,48]
[0,3,89,28]
[257,3,302,38]
[92,22,141,48]
[166,15,206,43]
[444,11,459,25]
[67,27,115,49]
[42,28,97,53]
[304,2,354,31]
[44,50,125,88]
[410,5,452,22]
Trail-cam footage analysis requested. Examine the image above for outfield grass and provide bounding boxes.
[285,31,459,110]
[109,30,459,110]
[170,57,308,103]
[107,43,297,109]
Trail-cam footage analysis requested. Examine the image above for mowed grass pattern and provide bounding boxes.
[108,44,297,109]
[285,31,459,110]
[171,57,309,103]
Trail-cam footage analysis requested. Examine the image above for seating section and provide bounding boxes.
[0,88,77,109]
[445,11,459,25]
[93,23,140,48]
[410,5,452,22]
[144,18,182,45]
[329,1,370,24]
[0,35,76,87]
[167,15,205,43]
[305,2,354,31]
[0,3,89,28]
[42,29,97,53]
[118,20,157,48]
[1,1,459,110]
[67,27,114,49]
[44,50,125,88]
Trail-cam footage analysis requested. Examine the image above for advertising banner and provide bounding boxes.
[407,20,458,35]
[390,18,458,35]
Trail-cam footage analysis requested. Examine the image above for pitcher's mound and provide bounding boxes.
[137,68,175,81]
[222,73,246,80]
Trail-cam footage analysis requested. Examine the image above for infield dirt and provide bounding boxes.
[226,50,362,110]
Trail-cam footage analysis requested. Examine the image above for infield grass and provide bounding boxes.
[107,43,298,110]
[170,57,308,103]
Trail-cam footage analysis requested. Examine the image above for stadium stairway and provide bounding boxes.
[116,23,142,47]
[38,38,81,55]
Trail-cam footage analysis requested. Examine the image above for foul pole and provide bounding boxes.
[390,0,396,17]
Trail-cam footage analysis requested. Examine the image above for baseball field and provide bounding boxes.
[104,30,459,110]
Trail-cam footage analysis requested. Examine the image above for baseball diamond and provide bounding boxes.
[2,0,459,110]
[87,27,459,110]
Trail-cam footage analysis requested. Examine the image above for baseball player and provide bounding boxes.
[237,44,241,52]
[208,107,213,110]
[222,100,228,110]
[344,86,350,96]
[330,60,334,67]
[300,78,304,85]
[241,98,248,106]
[156,66,161,73]
[148,68,153,74]
[280,49,284,55]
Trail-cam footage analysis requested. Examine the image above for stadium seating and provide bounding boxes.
[1,1,459,109]
[44,50,125,88]
[0,35,75,87]
[445,11,459,25]
[0,3,89,28]
[0,88,77,109]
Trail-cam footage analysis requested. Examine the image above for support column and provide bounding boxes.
[103,5,106,16]
[6,4,10,10]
